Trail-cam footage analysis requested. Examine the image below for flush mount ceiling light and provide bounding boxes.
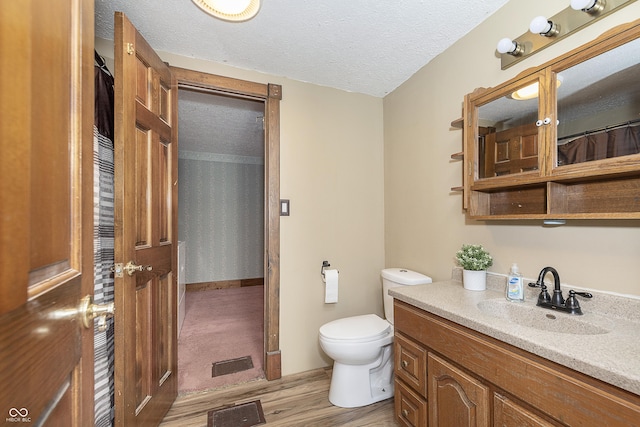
[192,0,261,22]
[511,75,563,100]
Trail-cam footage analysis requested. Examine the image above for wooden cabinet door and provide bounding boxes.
[113,12,178,426]
[428,353,490,427]
[0,0,94,425]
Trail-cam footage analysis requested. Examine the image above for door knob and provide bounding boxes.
[79,295,115,332]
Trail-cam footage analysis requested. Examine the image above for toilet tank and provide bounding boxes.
[382,268,432,324]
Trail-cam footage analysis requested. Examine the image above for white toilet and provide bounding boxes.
[318,268,432,408]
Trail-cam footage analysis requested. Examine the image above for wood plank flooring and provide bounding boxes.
[161,367,398,426]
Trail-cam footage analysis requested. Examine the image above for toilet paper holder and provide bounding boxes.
[321,261,331,278]
[321,260,339,280]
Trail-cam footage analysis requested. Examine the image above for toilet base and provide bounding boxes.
[328,345,394,408]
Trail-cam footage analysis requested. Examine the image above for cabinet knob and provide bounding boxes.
[401,360,409,368]
[402,409,409,418]
[536,117,552,126]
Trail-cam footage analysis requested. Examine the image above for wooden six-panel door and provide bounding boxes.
[113,12,178,426]
[0,0,94,425]
[484,123,539,177]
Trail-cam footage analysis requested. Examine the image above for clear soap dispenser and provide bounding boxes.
[506,263,524,302]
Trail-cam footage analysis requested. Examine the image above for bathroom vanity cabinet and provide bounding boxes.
[451,19,640,220]
[393,300,640,427]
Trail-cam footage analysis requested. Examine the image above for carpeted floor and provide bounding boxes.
[178,285,265,394]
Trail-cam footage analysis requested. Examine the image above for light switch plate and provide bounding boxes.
[280,199,290,216]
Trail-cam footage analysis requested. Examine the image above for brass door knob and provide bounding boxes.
[79,295,115,332]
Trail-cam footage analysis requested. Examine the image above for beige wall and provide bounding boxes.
[96,0,640,378]
[96,38,385,375]
[384,1,640,296]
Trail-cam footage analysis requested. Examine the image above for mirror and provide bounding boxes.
[555,37,640,167]
[475,79,541,179]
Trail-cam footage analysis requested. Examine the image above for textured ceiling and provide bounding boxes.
[95,0,511,157]
[95,0,510,98]
[177,89,265,158]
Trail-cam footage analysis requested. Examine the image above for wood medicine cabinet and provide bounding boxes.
[457,18,640,220]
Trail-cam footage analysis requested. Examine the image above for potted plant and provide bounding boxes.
[456,244,493,291]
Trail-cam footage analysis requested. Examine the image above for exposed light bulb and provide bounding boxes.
[529,16,559,37]
[570,0,604,13]
[497,38,523,56]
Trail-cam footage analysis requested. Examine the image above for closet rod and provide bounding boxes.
[559,117,640,141]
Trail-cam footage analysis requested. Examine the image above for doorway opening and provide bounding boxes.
[171,67,282,385]
[176,88,265,392]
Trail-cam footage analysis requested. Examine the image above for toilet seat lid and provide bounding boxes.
[319,314,390,342]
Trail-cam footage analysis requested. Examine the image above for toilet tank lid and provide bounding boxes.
[382,268,432,285]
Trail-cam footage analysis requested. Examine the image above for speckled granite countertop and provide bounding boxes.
[389,269,640,396]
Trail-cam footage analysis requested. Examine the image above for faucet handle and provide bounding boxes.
[565,290,590,315]
[536,284,551,304]
[570,290,593,299]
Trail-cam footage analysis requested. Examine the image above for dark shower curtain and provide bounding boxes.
[94,51,115,427]
[558,123,640,166]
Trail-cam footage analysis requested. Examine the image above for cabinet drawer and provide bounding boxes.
[395,332,428,397]
[494,393,558,427]
[395,378,427,427]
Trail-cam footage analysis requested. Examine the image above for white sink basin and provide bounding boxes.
[476,299,612,335]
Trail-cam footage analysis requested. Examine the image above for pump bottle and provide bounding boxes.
[506,263,524,302]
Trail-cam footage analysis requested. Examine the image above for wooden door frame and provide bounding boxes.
[170,66,282,380]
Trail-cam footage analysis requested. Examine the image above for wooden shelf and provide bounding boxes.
[468,176,640,219]
[450,152,464,160]
[450,186,464,192]
[450,117,464,129]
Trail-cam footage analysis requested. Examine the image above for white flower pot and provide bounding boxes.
[463,269,487,291]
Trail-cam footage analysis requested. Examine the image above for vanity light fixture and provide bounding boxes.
[192,0,261,22]
[570,0,605,14]
[529,16,560,37]
[497,38,524,56]
[497,0,634,70]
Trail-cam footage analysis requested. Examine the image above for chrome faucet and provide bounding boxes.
[528,266,592,315]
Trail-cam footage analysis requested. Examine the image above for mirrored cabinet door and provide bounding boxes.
[553,37,640,170]
[471,73,548,182]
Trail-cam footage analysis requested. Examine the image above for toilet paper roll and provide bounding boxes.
[324,269,339,304]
